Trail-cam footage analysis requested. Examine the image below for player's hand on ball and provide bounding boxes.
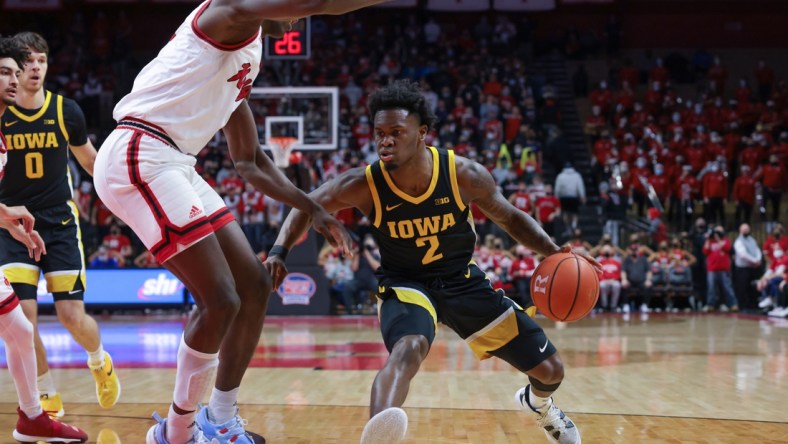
[559,245,603,274]
[263,255,288,290]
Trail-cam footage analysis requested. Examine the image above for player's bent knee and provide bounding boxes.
[527,353,564,385]
[238,262,271,307]
[56,306,85,330]
[389,335,429,370]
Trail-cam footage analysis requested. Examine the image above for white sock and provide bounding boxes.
[208,387,239,424]
[167,403,197,444]
[87,343,105,368]
[0,305,43,418]
[37,371,57,396]
[528,386,551,413]
[167,335,219,444]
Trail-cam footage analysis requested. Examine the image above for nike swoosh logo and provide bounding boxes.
[385,202,403,211]
[61,218,72,225]
[68,289,81,295]
[539,338,549,353]
[4,121,18,127]
[107,366,113,377]
[464,267,471,278]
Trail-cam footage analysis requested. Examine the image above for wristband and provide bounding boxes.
[269,245,289,261]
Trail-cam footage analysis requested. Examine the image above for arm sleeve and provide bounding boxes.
[61,98,89,146]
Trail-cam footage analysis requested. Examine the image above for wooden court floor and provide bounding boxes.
[1,313,787,443]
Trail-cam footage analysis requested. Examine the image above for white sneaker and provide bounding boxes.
[622,304,630,314]
[767,307,786,317]
[720,305,729,312]
[515,385,581,444]
[146,412,213,444]
[758,297,774,309]
[360,408,407,444]
[639,304,649,313]
[701,305,712,313]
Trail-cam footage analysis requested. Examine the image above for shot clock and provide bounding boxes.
[265,17,311,60]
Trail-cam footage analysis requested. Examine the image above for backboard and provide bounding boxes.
[249,86,339,153]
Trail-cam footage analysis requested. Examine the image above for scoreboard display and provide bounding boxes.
[265,17,311,60]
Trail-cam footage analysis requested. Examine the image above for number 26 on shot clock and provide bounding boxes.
[264,17,311,60]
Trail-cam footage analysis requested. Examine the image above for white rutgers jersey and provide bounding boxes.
[113,0,262,155]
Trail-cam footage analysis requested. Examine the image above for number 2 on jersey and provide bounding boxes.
[416,235,443,265]
[25,152,44,179]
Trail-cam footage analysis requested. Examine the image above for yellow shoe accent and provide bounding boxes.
[39,392,65,418]
[97,428,121,444]
[525,306,537,318]
[90,352,121,408]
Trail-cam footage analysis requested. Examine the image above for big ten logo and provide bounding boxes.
[277,273,316,306]
[138,273,184,300]
[532,274,550,295]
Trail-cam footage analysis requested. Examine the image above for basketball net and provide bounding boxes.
[269,136,298,168]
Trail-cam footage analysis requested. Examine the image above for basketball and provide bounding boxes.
[530,252,600,322]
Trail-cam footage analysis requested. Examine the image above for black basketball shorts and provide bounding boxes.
[376,261,557,372]
[0,201,86,301]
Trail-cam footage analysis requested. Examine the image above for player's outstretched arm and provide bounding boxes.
[224,100,351,253]
[265,168,370,288]
[456,158,602,271]
[456,158,560,258]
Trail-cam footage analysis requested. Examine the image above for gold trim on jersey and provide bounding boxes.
[8,90,52,122]
[56,95,70,143]
[448,150,466,212]
[365,165,383,228]
[1,263,40,286]
[391,286,438,331]
[379,146,439,205]
[465,306,519,360]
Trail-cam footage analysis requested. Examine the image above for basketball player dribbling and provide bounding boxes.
[93,1,388,443]
[265,80,601,444]
[0,36,87,444]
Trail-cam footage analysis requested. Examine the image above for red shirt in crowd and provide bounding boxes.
[509,257,537,280]
[103,234,131,257]
[599,257,622,281]
[703,238,732,272]
[763,235,788,263]
[534,195,560,223]
[702,171,728,199]
[761,163,787,190]
[510,191,532,214]
[732,175,756,205]
[649,173,670,201]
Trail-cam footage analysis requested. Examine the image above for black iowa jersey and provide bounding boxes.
[365,147,476,279]
[0,91,88,210]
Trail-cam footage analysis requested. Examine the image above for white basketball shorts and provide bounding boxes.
[0,273,18,315]
[94,118,235,263]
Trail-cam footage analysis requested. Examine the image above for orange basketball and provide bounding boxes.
[530,252,600,322]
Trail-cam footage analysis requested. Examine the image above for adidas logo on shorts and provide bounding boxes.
[188,205,203,219]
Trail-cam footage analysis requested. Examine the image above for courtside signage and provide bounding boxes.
[277,272,316,305]
[36,269,185,305]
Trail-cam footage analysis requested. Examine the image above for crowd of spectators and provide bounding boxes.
[570,48,787,315]
[21,9,788,316]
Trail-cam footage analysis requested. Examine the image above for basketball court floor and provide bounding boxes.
[0,313,786,443]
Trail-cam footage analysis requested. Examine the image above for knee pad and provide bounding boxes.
[173,336,219,411]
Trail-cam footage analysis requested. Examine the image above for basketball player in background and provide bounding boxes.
[0,35,88,444]
[265,80,601,444]
[0,31,119,418]
[93,1,388,443]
